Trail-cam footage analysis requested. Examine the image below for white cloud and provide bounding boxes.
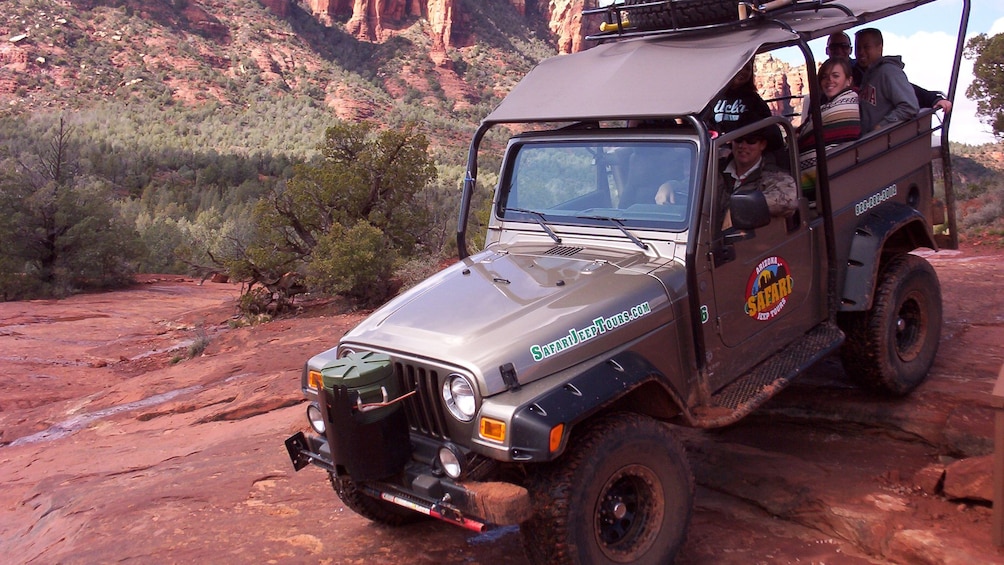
[991,17,1004,36]
[886,27,998,145]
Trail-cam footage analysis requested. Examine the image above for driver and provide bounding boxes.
[720,127,797,227]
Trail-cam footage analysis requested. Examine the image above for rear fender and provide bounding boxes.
[841,202,936,312]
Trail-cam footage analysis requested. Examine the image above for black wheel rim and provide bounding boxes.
[595,464,664,562]
[894,290,926,362]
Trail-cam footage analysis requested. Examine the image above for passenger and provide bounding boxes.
[854,28,919,132]
[703,58,785,161]
[825,31,861,84]
[704,59,772,134]
[796,58,861,194]
[826,31,952,114]
[719,127,798,228]
[797,58,861,150]
[654,179,686,205]
[914,84,953,114]
[624,145,689,208]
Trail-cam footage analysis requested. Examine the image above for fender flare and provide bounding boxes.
[840,202,937,312]
[507,352,681,462]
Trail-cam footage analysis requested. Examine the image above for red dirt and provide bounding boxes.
[1,246,1003,564]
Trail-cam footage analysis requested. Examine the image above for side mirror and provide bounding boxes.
[730,190,771,230]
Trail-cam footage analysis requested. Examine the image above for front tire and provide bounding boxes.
[521,413,694,565]
[840,254,942,395]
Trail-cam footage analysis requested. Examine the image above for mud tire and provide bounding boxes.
[329,473,424,526]
[623,0,739,31]
[839,254,942,396]
[520,413,694,565]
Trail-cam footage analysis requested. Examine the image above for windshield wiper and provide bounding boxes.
[504,207,562,244]
[576,215,648,250]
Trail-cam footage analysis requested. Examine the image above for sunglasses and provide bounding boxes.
[735,135,765,145]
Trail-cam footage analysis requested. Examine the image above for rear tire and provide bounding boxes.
[839,254,942,396]
[329,473,424,526]
[624,0,738,31]
[521,413,694,565]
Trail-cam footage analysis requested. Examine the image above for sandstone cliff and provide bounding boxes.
[756,54,806,124]
[546,0,589,54]
[290,0,589,63]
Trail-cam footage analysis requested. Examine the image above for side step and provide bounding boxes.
[689,321,845,428]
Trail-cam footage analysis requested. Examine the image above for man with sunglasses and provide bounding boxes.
[720,127,798,228]
[825,32,861,84]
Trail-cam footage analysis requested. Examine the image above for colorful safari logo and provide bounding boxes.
[745,256,794,321]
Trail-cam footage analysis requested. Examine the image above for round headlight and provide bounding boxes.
[438,445,463,479]
[306,402,325,434]
[442,374,477,422]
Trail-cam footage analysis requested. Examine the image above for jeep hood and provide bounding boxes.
[342,245,682,396]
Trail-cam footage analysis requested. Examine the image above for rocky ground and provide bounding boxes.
[1,245,1003,564]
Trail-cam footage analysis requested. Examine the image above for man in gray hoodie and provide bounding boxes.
[854,28,919,132]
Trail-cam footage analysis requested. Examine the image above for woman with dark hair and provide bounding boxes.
[798,58,861,150]
[797,57,861,193]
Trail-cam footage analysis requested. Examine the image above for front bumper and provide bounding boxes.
[285,430,532,530]
[285,383,530,530]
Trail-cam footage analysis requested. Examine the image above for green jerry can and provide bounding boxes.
[318,351,411,481]
[321,351,402,424]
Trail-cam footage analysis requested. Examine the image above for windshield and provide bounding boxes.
[498,139,696,232]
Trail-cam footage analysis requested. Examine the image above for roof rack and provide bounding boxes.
[583,0,854,42]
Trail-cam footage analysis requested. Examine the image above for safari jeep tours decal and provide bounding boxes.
[530,301,652,362]
[745,256,794,321]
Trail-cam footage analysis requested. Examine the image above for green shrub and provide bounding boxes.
[187,327,210,358]
[307,221,398,307]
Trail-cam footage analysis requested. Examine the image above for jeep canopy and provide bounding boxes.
[484,0,945,124]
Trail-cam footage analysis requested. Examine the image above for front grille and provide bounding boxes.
[394,361,451,439]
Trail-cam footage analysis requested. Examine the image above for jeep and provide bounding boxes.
[285,0,969,563]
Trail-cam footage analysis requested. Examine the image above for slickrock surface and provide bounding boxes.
[1,246,1003,564]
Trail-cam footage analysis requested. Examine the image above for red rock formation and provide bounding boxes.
[756,54,806,122]
[260,0,291,18]
[327,0,453,64]
[544,0,589,54]
[180,4,231,42]
[343,0,434,41]
[426,0,453,65]
[301,0,353,27]
[298,0,590,61]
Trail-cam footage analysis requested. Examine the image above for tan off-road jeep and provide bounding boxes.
[286,1,969,562]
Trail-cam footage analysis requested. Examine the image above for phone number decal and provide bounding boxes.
[855,184,897,216]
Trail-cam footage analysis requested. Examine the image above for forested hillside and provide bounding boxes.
[0,0,555,304]
[1,0,1001,307]
[950,142,1004,243]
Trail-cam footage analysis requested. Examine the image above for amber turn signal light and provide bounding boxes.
[549,423,565,454]
[479,417,506,442]
[308,370,323,390]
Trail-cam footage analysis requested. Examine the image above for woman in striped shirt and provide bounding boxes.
[797,58,861,195]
